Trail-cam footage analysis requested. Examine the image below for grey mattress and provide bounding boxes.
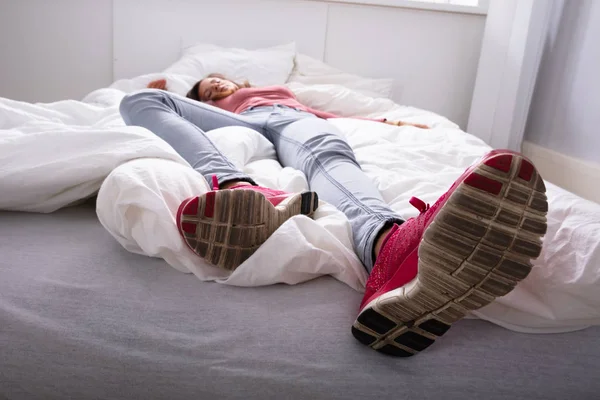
[1,204,599,400]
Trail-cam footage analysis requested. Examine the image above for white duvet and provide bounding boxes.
[1,74,599,334]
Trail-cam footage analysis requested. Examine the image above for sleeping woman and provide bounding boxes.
[119,74,548,356]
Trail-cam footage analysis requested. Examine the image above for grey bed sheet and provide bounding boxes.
[1,204,599,400]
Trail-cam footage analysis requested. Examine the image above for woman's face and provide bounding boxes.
[198,77,239,101]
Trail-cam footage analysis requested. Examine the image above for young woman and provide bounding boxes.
[120,74,548,356]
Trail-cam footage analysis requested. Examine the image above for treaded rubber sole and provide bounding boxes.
[178,190,318,271]
[352,153,548,356]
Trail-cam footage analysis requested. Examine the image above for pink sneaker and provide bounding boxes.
[352,150,548,356]
[177,176,319,270]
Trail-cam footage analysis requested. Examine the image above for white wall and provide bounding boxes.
[0,0,485,129]
[525,0,600,164]
[0,0,113,103]
[324,3,485,129]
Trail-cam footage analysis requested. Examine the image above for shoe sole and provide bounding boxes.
[178,190,319,271]
[352,152,548,356]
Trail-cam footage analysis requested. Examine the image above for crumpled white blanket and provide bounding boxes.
[1,73,599,334]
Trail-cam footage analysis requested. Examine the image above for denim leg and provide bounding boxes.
[119,89,265,186]
[261,108,404,272]
[120,94,403,271]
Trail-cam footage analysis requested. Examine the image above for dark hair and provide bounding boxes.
[186,73,251,102]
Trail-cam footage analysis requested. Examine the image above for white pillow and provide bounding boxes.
[287,82,453,128]
[164,43,296,87]
[288,54,395,99]
[288,81,396,118]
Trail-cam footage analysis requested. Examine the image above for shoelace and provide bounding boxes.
[409,196,430,213]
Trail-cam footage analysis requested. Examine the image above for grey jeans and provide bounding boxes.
[119,90,404,272]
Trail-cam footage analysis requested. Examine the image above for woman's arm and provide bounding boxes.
[303,106,383,123]
[384,120,430,129]
[304,106,429,129]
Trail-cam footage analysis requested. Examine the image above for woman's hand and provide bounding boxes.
[147,78,168,91]
[385,120,430,129]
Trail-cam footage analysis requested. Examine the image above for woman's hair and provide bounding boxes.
[186,73,251,102]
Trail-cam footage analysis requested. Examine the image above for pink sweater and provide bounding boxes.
[211,86,385,122]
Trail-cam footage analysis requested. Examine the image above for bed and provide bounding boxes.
[2,2,600,398]
[2,205,600,399]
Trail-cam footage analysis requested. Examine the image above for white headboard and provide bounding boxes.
[113,0,486,128]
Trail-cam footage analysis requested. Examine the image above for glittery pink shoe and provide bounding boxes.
[352,150,548,356]
[177,177,319,270]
